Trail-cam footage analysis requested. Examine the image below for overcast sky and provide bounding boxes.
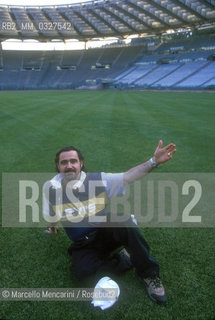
[0,0,89,5]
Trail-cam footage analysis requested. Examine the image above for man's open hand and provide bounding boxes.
[45,226,58,234]
[154,140,176,165]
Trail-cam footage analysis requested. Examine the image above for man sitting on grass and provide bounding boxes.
[44,140,176,305]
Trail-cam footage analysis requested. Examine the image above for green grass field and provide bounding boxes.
[0,90,214,320]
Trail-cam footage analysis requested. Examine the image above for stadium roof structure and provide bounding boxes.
[0,0,215,41]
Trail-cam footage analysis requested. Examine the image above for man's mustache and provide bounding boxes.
[64,169,76,173]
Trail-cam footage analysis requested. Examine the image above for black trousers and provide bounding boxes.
[69,218,160,281]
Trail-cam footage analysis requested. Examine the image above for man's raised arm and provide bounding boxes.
[123,140,176,184]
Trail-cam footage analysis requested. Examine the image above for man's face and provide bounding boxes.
[58,150,83,182]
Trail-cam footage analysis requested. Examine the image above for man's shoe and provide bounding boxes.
[142,276,167,304]
[118,248,133,272]
[112,248,133,274]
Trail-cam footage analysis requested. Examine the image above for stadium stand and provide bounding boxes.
[175,61,215,87]
[0,36,215,90]
[0,43,3,70]
[0,43,149,89]
[0,0,215,40]
[114,34,215,89]
[202,76,215,87]
[115,54,215,89]
[0,0,215,90]
[135,63,183,86]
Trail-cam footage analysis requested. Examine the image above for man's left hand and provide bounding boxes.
[154,140,176,165]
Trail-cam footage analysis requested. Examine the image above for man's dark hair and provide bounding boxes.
[55,146,86,172]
